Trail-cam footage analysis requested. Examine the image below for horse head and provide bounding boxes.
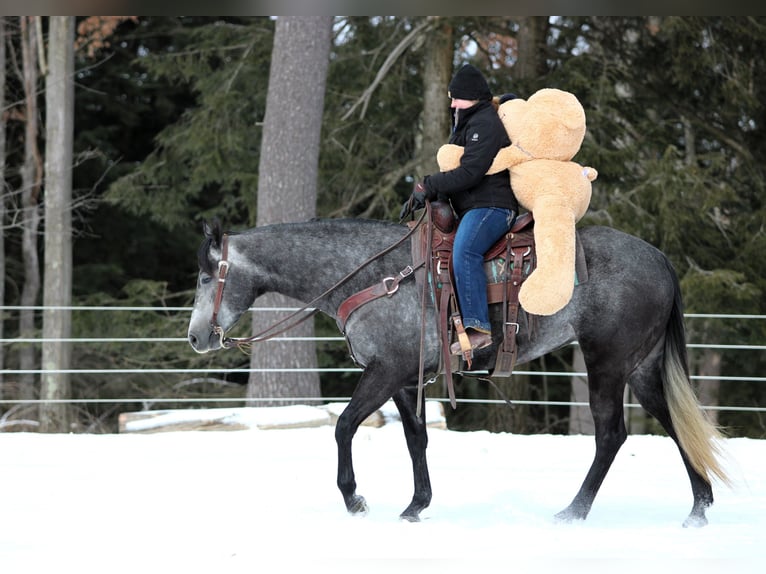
[187,219,257,353]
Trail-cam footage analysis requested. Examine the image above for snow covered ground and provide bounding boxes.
[1,411,763,573]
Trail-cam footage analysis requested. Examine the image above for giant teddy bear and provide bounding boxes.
[437,88,597,316]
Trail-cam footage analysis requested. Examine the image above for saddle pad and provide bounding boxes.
[485,228,588,305]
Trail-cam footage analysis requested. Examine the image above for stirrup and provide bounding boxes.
[450,332,492,355]
[451,315,473,368]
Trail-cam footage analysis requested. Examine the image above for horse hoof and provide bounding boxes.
[347,495,369,516]
[554,507,587,523]
[399,511,421,523]
[683,513,708,528]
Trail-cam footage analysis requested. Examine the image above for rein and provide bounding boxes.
[209,210,427,351]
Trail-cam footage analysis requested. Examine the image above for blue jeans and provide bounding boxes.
[452,207,516,333]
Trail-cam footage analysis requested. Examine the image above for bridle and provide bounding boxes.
[210,233,231,347]
[209,232,314,350]
[207,210,426,351]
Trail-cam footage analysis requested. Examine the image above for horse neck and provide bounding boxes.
[232,219,410,311]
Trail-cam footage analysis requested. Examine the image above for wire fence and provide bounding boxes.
[0,306,764,414]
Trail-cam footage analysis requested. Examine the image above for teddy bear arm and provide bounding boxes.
[436,144,464,172]
[438,143,531,175]
[503,145,532,166]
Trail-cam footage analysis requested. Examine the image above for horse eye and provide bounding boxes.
[200,274,213,285]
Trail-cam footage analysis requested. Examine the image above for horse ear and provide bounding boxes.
[202,218,223,249]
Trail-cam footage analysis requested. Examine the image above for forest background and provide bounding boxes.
[0,16,764,437]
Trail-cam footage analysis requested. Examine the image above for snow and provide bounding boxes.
[1,406,763,574]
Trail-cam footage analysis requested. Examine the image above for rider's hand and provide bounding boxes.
[411,181,427,208]
[398,197,415,220]
[399,179,434,220]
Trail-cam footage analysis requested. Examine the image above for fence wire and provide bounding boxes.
[0,307,764,413]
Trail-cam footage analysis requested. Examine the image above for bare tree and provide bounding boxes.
[39,17,75,432]
[247,17,333,406]
[18,16,42,402]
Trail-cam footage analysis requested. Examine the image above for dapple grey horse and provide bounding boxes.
[187,217,728,527]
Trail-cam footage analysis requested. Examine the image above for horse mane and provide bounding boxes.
[197,216,404,275]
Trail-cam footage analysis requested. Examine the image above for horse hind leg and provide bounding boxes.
[628,342,727,527]
[556,370,628,522]
[392,386,432,522]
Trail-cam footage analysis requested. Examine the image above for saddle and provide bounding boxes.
[336,200,587,415]
[412,201,536,386]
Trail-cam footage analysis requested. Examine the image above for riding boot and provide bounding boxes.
[450,329,492,355]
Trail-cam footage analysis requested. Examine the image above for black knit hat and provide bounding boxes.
[448,64,492,101]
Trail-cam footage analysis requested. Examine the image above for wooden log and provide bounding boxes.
[118,405,331,434]
[118,401,446,433]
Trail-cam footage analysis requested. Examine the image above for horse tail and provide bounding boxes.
[662,266,731,487]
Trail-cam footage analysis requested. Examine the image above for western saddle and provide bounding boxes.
[337,200,538,413]
[411,201,535,386]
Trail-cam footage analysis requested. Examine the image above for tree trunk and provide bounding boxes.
[0,17,7,403]
[514,17,549,80]
[19,16,42,403]
[517,17,595,436]
[247,16,332,406]
[415,18,452,177]
[486,373,529,433]
[568,345,594,434]
[415,20,457,410]
[695,348,721,426]
[680,118,720,426]
[482,16,552,433]
[39,17,75,433]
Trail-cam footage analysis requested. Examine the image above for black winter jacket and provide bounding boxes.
[423,99,518,218]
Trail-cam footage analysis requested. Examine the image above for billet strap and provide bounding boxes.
[492,235,527,377]
[575,229,588,284]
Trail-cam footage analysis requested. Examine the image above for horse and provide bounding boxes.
[187,216,729,527]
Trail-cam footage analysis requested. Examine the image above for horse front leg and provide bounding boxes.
[334,361,398,516]
[335,406,370,516]
[556,374,627,522]
[392,386,432,522]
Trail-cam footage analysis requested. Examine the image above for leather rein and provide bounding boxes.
[208,210,427,351]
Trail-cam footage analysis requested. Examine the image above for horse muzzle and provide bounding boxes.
[187,326,223,354]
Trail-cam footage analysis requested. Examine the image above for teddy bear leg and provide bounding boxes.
[518,211,577,316]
